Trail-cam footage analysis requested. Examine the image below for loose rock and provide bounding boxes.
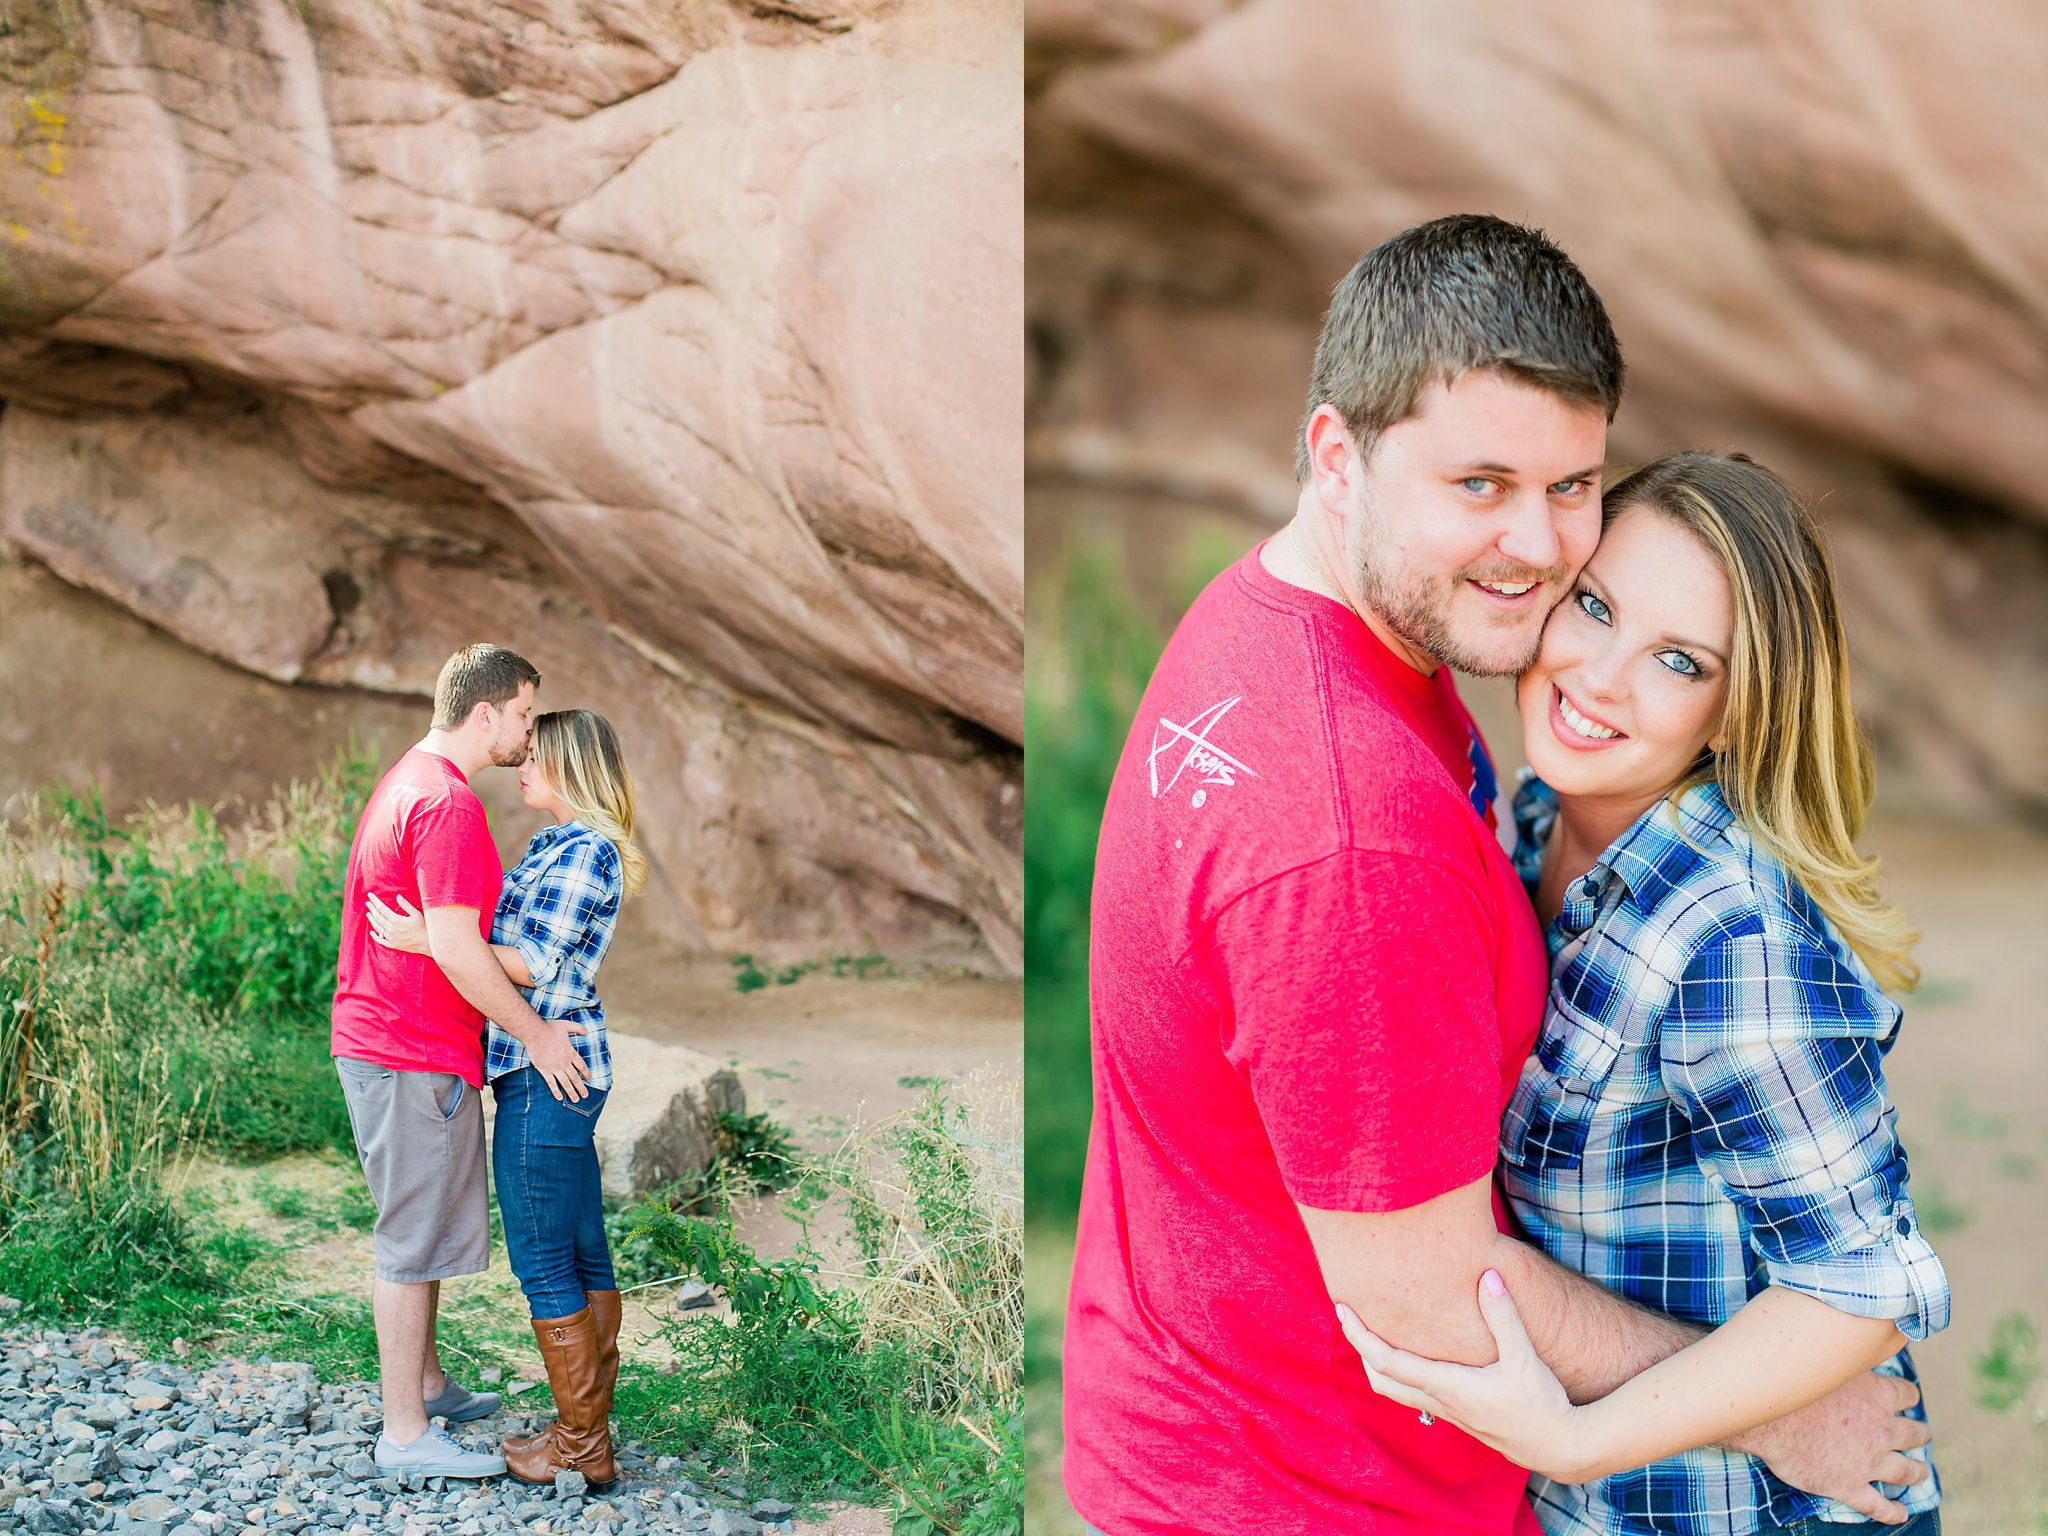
[0,1328,795,1536]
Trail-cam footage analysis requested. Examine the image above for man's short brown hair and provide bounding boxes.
[1294,214,1625,481]
[432,644,541,730]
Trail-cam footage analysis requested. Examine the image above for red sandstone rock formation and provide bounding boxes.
[1028,0,2048,817]
[1,0,1022,967]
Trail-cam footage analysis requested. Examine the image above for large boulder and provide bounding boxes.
[593,1034,747,1202]
[1027,0,2048,818]
[0,0,1022,968]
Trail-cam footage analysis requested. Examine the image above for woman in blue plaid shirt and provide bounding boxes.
[370,708,645,1493]
[1343,454,1948,1535]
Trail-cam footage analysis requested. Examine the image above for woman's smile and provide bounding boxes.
[1547,682,1626,749]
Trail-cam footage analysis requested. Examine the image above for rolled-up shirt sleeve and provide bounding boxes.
[511,839,617,992]
[1660,927,1951,1341]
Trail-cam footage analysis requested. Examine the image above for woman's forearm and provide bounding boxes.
[493,944,533,987]
[1567,1287,1908,1482]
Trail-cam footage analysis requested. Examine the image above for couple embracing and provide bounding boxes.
[1066,217,1949,1536]
[329,644,645,1486]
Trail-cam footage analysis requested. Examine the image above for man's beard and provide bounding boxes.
[488,734,530,768]
[1349,491,1563,678]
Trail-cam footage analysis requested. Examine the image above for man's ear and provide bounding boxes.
[1304,403,1361,520]
[466,699,494,733]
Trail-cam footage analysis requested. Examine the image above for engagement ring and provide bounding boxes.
[1417,1411,1435,1426]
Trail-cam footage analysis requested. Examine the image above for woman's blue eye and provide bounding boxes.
[1658,650,1703,677]
[1575,589,1610,623]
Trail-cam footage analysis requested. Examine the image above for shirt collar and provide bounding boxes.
[1514,772,1736,914]
[531,820,586,851]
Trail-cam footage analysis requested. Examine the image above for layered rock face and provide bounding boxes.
[1029,0,2048,818]
[0,0,1022,966]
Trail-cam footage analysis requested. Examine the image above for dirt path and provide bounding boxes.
[596,942,1022,1155]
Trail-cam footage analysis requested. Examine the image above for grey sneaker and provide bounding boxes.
[423,1378,501,1423]
[373,1425,507,1479]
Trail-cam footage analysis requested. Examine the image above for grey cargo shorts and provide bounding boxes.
[334,1056,490,1283]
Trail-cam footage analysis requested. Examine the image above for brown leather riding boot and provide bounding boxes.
[503,1308,617,1490]
[588,1288,622,1416]
[504,1289,622,1455]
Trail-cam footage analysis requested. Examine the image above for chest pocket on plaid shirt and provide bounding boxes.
[494,858,547,927]
[1500,987,1629,1173]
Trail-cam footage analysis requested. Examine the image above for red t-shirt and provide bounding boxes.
[1064,546,1549,1535]
[331,748,504,1087]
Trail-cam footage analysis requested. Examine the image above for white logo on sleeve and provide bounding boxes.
[1149,696,1259,807]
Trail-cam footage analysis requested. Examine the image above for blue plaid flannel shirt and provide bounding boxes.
[483,822,621,1090]
[1503,773,1948,1536]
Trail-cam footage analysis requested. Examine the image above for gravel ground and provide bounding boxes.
[0,1328,802,1536]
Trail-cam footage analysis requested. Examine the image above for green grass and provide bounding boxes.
[0,1171,270,1341]
[0,754,376,1340]
[606,1110,803,1288]
[249,1167,378,1235]
[221,1285,532,1388]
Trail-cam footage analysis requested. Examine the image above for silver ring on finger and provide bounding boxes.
[1418,1411,1435,1426]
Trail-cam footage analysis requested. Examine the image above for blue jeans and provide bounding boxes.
[1779,1510,1940,1536]
[491,1065,617,1319]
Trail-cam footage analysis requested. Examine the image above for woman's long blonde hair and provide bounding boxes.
[1605,452,1918,993]
[530,710,648,900]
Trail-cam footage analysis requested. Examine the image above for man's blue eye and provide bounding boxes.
[1461,477,1493,495]
[1549,480,1586,496]
[1576,590,1610,623]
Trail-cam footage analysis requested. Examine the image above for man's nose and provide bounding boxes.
[1497,490,1563,572]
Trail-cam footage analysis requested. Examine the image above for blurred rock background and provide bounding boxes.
[1029,0,2048,819]
[1025,4,2048,1532]
[0,0,1023,969]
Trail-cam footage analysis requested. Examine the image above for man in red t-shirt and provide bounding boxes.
[332,643,592,1479]
[1064,216,1913,1532]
